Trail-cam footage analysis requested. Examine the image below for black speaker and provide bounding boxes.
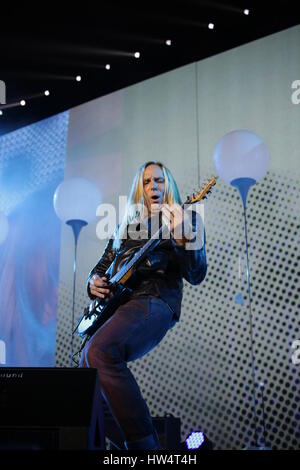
[153,415,181,450]
[0,367,104,450]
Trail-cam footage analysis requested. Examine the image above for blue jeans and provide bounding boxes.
[79,295,175,445]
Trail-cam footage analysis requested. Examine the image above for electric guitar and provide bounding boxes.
[75,177,216,340]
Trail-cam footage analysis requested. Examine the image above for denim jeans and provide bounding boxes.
[79,295,175,445]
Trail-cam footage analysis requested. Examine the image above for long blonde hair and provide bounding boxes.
[113,161,182,250]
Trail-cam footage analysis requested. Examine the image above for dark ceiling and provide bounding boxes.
[0,0,299,136]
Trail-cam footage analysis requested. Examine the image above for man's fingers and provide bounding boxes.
[90,273,112,299]
[173,205,184,218]
[161,205,185,232]
[92,275,107,281]
[90,288,112,299]
[161,213,171,229]
[161,204,184,220]
[91,275,109,288]
[161,206,171,217]
[90,288,104,298]
[93,286,111,294]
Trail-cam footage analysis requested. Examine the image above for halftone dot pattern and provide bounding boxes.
[55,169,300,449]
[0,112,69,367]
[55,278,86,367]
[0,112,69,214]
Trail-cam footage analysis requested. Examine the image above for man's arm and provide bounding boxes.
[86,237,116,299]
[170,210,207,285]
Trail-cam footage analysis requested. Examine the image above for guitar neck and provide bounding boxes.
[110,222,164,284]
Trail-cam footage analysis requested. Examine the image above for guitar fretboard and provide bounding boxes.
[111,221,164,284]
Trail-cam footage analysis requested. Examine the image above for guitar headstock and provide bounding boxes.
[185,176,217,205]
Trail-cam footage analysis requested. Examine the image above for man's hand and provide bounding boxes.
[89,275,113,299]
[161,203,193,247]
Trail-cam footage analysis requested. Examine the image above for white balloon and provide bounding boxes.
[213,130,270,185]
[53,178,102,223]
[0,212,9,245]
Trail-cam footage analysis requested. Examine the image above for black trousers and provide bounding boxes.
[80,295,175,445]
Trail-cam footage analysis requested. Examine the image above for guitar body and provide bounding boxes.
[77,283,132,338]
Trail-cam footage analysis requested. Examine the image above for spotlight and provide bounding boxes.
[76,75,82,82]
[208,23,214,30]
[166,39,172,46]
[20,100,26,106]
[0,110,3,116]
[244,9,250,15]
[186,431,205,450]
[105,64,111,70]
[181,431,214,451]
[44,90,50,96]
[134,51,140,59]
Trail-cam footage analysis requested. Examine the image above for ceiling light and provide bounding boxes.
[0,110,3,116]
[134,52,140,59]
[166,39,172,46]
[20,100,26,106]
[44,90,50,96]
[76,75,82,82]
[105,64,111,70]
[244,9,250,15]
[208,23,214,30]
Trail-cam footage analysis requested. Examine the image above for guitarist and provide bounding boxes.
[79,161,207,450]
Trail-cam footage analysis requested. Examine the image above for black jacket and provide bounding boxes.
[87,216,207,322]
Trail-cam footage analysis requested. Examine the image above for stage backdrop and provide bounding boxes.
[1,25,299,449]
[0,112,69,365]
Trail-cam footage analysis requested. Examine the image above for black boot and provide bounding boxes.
[125,429,162,450]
